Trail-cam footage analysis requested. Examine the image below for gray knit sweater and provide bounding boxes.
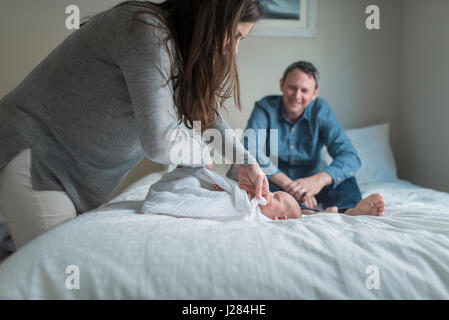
[0,4,249,213]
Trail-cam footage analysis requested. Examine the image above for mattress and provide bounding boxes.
[0,176,449,299]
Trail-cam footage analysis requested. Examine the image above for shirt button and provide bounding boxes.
[290,161,295,165]
[290,145,294,150]
[291,128,295,132]
[338,177,342,182]
[350,171,353,175]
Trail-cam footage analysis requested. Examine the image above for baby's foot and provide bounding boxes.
[324,206,338,213]
[345,193,386,216]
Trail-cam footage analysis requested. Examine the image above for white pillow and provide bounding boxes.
[322,123,398,184]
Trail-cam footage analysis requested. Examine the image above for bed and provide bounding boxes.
[0,123,448,299]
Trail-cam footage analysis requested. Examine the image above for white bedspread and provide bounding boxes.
[0,177,449,299]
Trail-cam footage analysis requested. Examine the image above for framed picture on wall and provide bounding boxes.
[251,0,317,38]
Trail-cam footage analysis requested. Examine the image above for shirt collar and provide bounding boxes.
[278,96,314,124]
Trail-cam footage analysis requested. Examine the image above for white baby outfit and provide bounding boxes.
[141,167,270,222]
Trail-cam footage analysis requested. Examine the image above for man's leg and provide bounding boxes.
[268,181,283,193]
[315,176,362,213]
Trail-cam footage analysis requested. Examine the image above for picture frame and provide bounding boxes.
[251,0,317,38]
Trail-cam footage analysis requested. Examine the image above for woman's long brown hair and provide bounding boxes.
[84,0,263,132]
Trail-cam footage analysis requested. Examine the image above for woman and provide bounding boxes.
[0,0,268,250]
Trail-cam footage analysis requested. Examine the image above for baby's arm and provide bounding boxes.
[212,184,224,191]
[212,184,256,202]
[302,209,318,215]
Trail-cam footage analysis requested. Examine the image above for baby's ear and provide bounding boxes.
[274,215,287,220]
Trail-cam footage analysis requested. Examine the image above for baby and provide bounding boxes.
[240,187,385,219]
[141,166,385,222]
[142,166,307,222]
[211,184,298,219]
[213,184,337,220]
[225,164,385,217]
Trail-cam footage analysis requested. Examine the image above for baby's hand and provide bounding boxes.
[212,184,224,191]
[303,196,318,209]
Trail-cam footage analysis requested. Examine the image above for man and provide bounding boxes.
[244,61,385,216]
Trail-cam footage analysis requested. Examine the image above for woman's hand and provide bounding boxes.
[234,163,269,200]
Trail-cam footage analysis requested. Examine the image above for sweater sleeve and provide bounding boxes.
[210,117,257,166]
[115,17,207,165]
[116,17,252,167]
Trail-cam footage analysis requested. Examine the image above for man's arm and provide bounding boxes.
[244,103,281,178]
[269,172,293,190]
[319,103,361,189]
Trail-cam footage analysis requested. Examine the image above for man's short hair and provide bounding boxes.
[282,61,320,89]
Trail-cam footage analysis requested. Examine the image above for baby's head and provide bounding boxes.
[259,191,302,220]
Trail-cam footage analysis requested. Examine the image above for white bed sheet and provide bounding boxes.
[0,177,448,299]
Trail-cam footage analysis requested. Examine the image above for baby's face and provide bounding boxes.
[259,191,302,220]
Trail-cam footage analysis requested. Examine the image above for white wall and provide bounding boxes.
[394,0,449,193]
[1,0,447,193]
[0,0,122,97]
[0,0,165,198]
[228,0,400,133]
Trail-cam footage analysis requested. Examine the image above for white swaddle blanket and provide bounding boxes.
[141,167,270,222]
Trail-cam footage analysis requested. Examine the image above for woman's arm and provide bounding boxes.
[210,117,257,166]
[117,19,207,166]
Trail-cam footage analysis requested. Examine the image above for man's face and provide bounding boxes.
[280,69,319,119]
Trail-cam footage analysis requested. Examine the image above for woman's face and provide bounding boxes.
[225,22,255,54]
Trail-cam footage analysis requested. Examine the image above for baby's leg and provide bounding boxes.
[302,206,338,215]
[324,206,338,213]
[301,209,316,215]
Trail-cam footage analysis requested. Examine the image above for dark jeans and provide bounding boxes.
[269,176,362,213]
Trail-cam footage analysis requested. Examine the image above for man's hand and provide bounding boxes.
[303,196,318,209]
[285,172,333,204]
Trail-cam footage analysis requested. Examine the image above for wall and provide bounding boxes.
[227,0,400,134]
[0,0,165,199]
[3,1,446,195]
[0,0,123,97]
[395,0,449,192]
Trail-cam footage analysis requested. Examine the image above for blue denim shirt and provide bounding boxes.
[244,95,361,189]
